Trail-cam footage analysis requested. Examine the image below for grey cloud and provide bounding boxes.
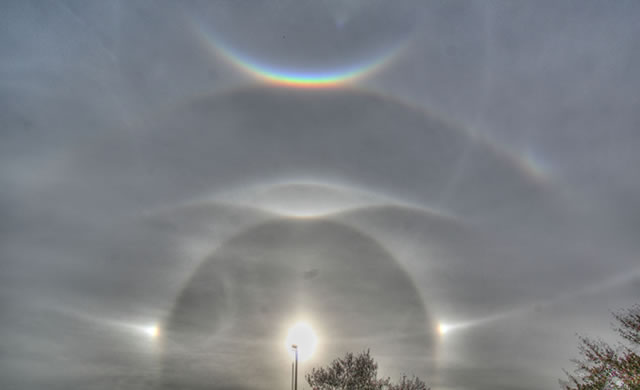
[2,2,640,390]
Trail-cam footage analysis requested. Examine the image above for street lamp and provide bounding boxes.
[286,321,317,390]
[291,344,298,390]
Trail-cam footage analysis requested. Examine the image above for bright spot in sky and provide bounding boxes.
[438,323,450,335]
[140,324,160,339]
[285,322,318,361]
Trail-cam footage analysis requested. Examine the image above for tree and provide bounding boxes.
[562,304,640,389]
[306,349,429,390]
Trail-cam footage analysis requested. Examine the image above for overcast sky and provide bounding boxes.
[2,1,640,390]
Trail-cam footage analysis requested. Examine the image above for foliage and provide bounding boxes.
[306,349,429,390]
[562,304,640,390]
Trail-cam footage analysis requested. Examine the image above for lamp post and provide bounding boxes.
[286,323,316,390]
[291,344,298,390]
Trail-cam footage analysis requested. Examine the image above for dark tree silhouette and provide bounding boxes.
[306,349,429,390]
[562,304,640,389]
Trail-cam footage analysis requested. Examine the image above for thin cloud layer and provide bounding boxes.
[2,2,640,390]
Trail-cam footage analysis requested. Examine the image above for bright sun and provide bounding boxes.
[285,322,318,362]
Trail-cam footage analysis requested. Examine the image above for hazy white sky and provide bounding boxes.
[2,1,640,389]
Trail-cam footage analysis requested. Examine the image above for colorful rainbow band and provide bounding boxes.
[193,22,405,88]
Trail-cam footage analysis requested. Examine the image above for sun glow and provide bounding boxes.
[285,322,318,361]
[438,323,450,336]
[139,324,160,339]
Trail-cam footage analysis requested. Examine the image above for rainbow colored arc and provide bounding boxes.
[193,22,405,88]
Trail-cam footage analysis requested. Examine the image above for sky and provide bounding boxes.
[1,1,640,389]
